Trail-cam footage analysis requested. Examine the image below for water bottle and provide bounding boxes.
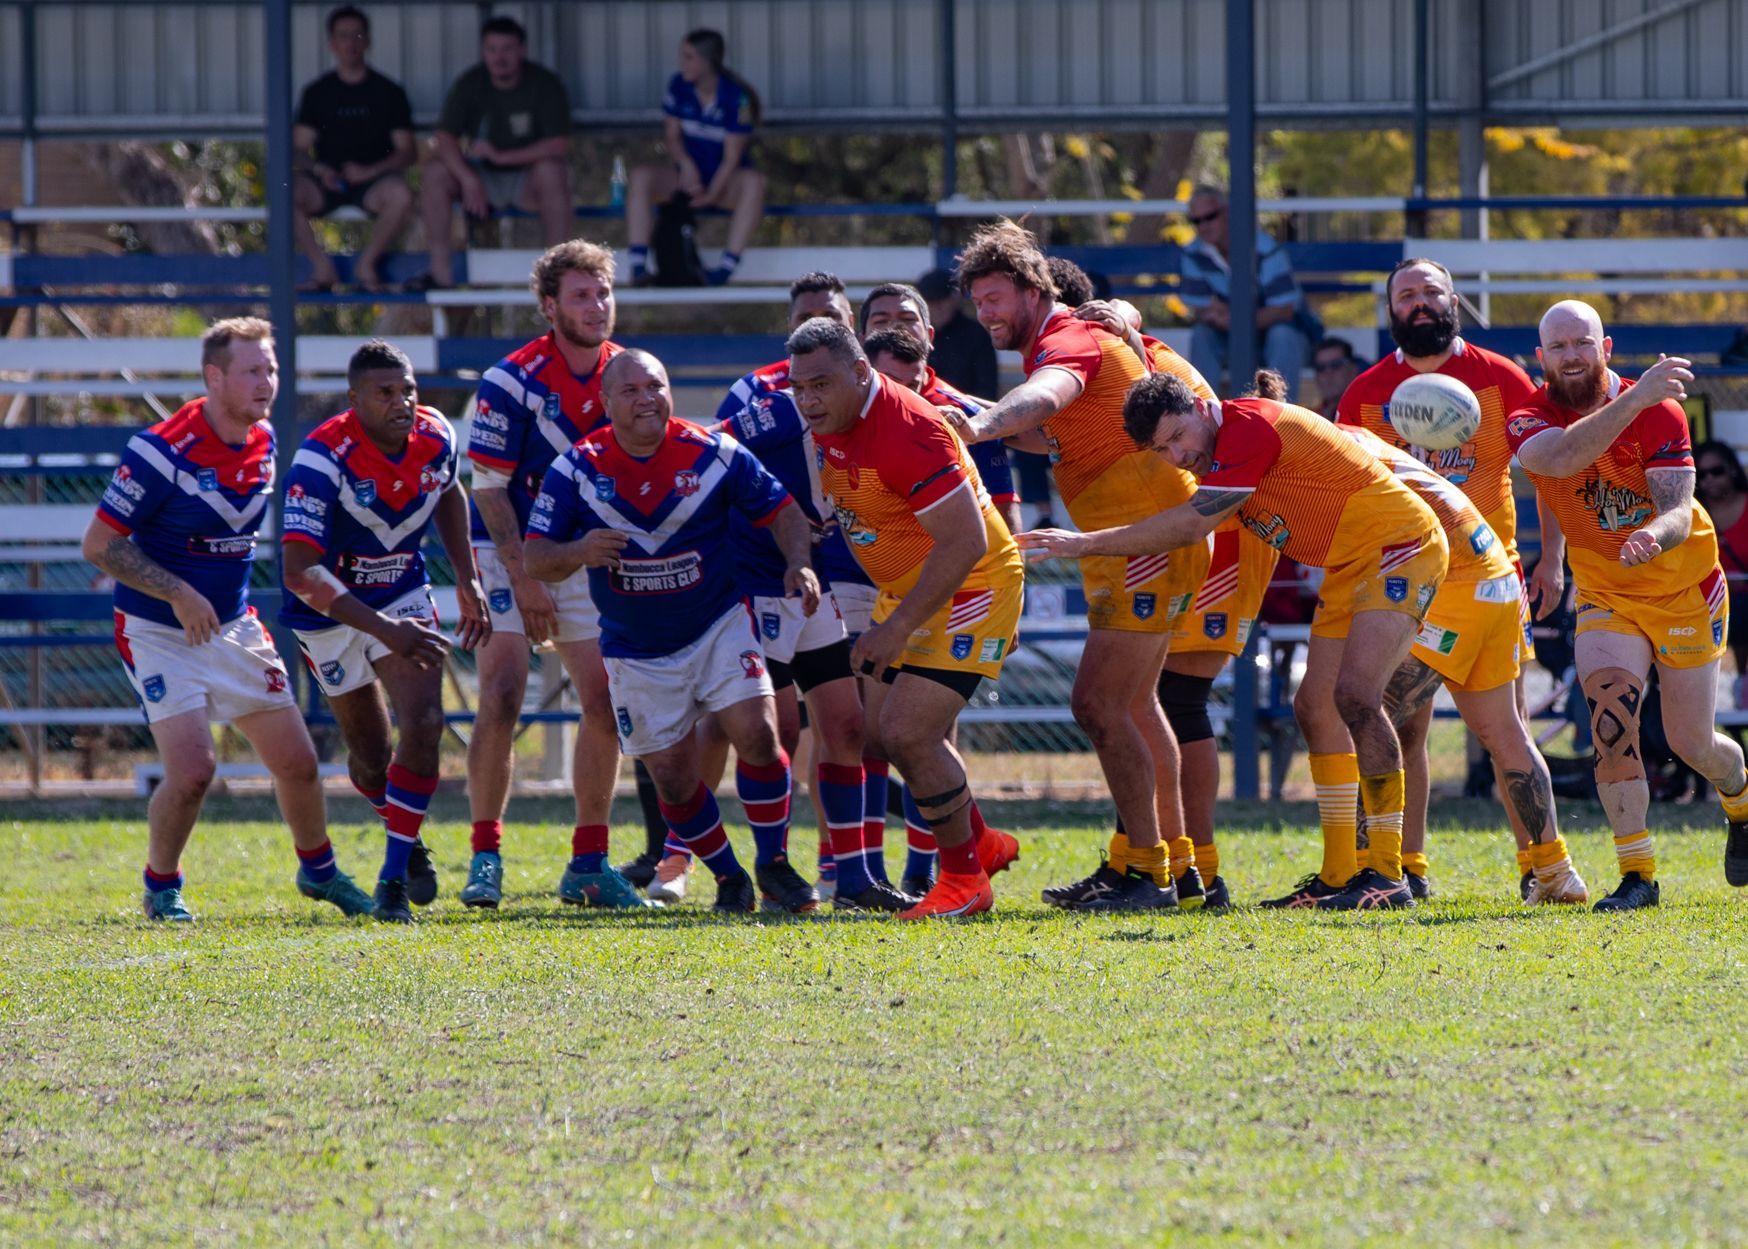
[610,156,627,211]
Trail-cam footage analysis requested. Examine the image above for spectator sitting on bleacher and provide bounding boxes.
[1696,439,1748,693]
[1180,185,1313,401]
[1311,336,1366,420]
[626,30,766,288]
[414,16,573,290]
[291,5,415,293]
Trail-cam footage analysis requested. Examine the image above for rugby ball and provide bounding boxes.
[1388,373,1483,450]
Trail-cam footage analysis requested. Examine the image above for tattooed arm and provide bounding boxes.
[81,514,221,646]
[1620,468,1696,566]
[955,368,1083,445]
[1016,486,1248,561]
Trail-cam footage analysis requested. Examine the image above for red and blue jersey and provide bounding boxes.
[527,418,792,659]
[466,334,622,543]
[716,360,870,594]
[663,72,755,185]
[279,406,460,631]
[96,398,274,629]
[919,366,1017,509]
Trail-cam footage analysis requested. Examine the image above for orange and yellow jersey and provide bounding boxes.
[1140,335,1217,401]
[1201,398,1439,570]
[1024,308,1193,525]
[1337,338,1536,561]
[813,374,1023,600]
[1506,371,1717,598]
[1343,427,1514,586]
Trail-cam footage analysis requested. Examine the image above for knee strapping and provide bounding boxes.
[915,779,972,827]
[1582,666,1646,785]
[1157,671,1217,744]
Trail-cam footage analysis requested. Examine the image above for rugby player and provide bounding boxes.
[1020,372,1450,910]
[463,240,641,909]
[281,340,491,923]
[788,318,1023,918]
[1337,257,1541,893]
[949,221,1193,910]
[82,317,373,922]
[710,274,913,911]
[1510,302,1748,910]
[525,350,823,913]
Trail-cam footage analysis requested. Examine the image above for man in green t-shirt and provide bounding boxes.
[416,16,573,288]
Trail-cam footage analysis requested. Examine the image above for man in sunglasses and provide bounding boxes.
[1179,185,1314,401]
[1312,338,1366,421]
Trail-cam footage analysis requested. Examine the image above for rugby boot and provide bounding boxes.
[1726,817,1748,887]
[296,867,374,917]
[1078,866,1180,912]
[1174,864,1207,912]
[558,863,653,909]
[1041,855,1126,909]
[615,851,660,890]
[1593,872,1660,913]
[1318,868,1416,911]
[835,879,918,913]
[373,877,413,924]
[458,851,504,908]
[1402,868,1431,901]
[405,840,438,907]
[976,827,1020,877]
[756,855,821,914]
[1258,872,1345,909]
[712,869,759,914]
[142,887,194,922]
[1202,874,1232,911]
[897,870,993,920]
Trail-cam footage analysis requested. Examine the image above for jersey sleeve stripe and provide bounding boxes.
[281,531,326,553]
[481,365,532,411]
[127,436,182,484]
[751,495,794,528]
[291,448,342,483]
[95,507,132,535]
[913,476,974,517]
[468,447,519,473]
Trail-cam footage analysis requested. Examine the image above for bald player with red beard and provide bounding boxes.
[1509,301,1748,910]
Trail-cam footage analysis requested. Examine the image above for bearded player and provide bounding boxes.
[1511,302,1748,910]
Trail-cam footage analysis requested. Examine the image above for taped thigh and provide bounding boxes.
[1581,665,1646,785]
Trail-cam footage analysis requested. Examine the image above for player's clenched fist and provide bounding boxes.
[1619,528,1664,567]
[577,530,629,569]
[784,563,821,616]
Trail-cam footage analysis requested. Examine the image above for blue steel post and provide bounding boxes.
[1226,0,1261,802]
[936,0,959,248]
[265,0,298,654]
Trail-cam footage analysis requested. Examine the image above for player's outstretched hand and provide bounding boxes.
[1013,528,1089,563]
[1526,557,1565,620]
[1071,299,1139,338]
[578,530,629,570]
[512,575,557,648]
[785,565,821,616]
[1619,529,1663,567]
[453,577,493,651]
[384,617,451,670]
[1636,355,1693,408]
[169,585,221,647]
[850,620,906,684]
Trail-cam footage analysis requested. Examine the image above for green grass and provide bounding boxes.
[4,795,1748,1247]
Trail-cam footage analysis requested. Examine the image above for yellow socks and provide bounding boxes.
[1401,851,1429,879]
[1613,830,1655,880]
[1355,847,1371,871]
[1516,847,1534,876]
[1193,841,1220,883]
[1721,780,1748,823]
[1530,836,1571,875]
[1311,752,1360,888]
[1128,840,1169,887]
[1359,770,1407,881]
[1168,836,1195,880]
[1107,832,1129,873]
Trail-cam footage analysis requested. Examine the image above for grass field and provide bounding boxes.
[5,793,1748,1247]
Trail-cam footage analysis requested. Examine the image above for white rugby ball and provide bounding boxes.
[1388,373,1483,451]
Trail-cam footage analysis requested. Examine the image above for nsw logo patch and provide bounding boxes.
[320,660,346,687]
[1385,576,1408,603]
[951,633,975,661]
[142,674,166,703]
[1132,592,1156,620]
[761,611,782,641]
[615,706,634,737]
[195,468,218,492]
[1203,611,1228,640]
[489,588,513,615]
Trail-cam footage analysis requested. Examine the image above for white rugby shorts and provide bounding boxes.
[115,607,296,725]
[476,544,600,644]
[294,585,437,698]
[832,581,879,639]
[603,605,775,756]
[750,590,847,665]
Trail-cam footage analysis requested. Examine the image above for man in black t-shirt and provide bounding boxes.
[415,16,574,289]
[292,5,416,292]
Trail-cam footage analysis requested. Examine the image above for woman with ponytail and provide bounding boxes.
[626,29,767,287]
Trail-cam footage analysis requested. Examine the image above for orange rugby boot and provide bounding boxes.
[976,827,1020,877]
[897,869,994,920]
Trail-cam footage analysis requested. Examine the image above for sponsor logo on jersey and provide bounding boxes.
[320,661,346,686]
[1578,478,1652,532]
[1203,611,1227,640]
[978,637,1007,664]
[739,650,766,678]
[1243,513,1290,550]
[674,470,701,497]
[1132,592,1156,619]
[1417,583,1436,614]
[420,466,442,495]
[473,401,508,431]
[609,551,704,595]
[187,535,256,557]
[489,588,513,615]
[142,674,166,703]
[196,468,219,492]
[1507,414,1544,440]
[1669,626,1697,637]
[951,633,975,660]
[1470,525,1497,555]
[1385,576,1408,602]
[1415,621,1459,655]
[110,465,146,501]
[344,551,415,587]
[761,611,782,640]
[352,479,377,506]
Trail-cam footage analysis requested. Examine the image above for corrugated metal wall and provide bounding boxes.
[5,0,1746,135]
